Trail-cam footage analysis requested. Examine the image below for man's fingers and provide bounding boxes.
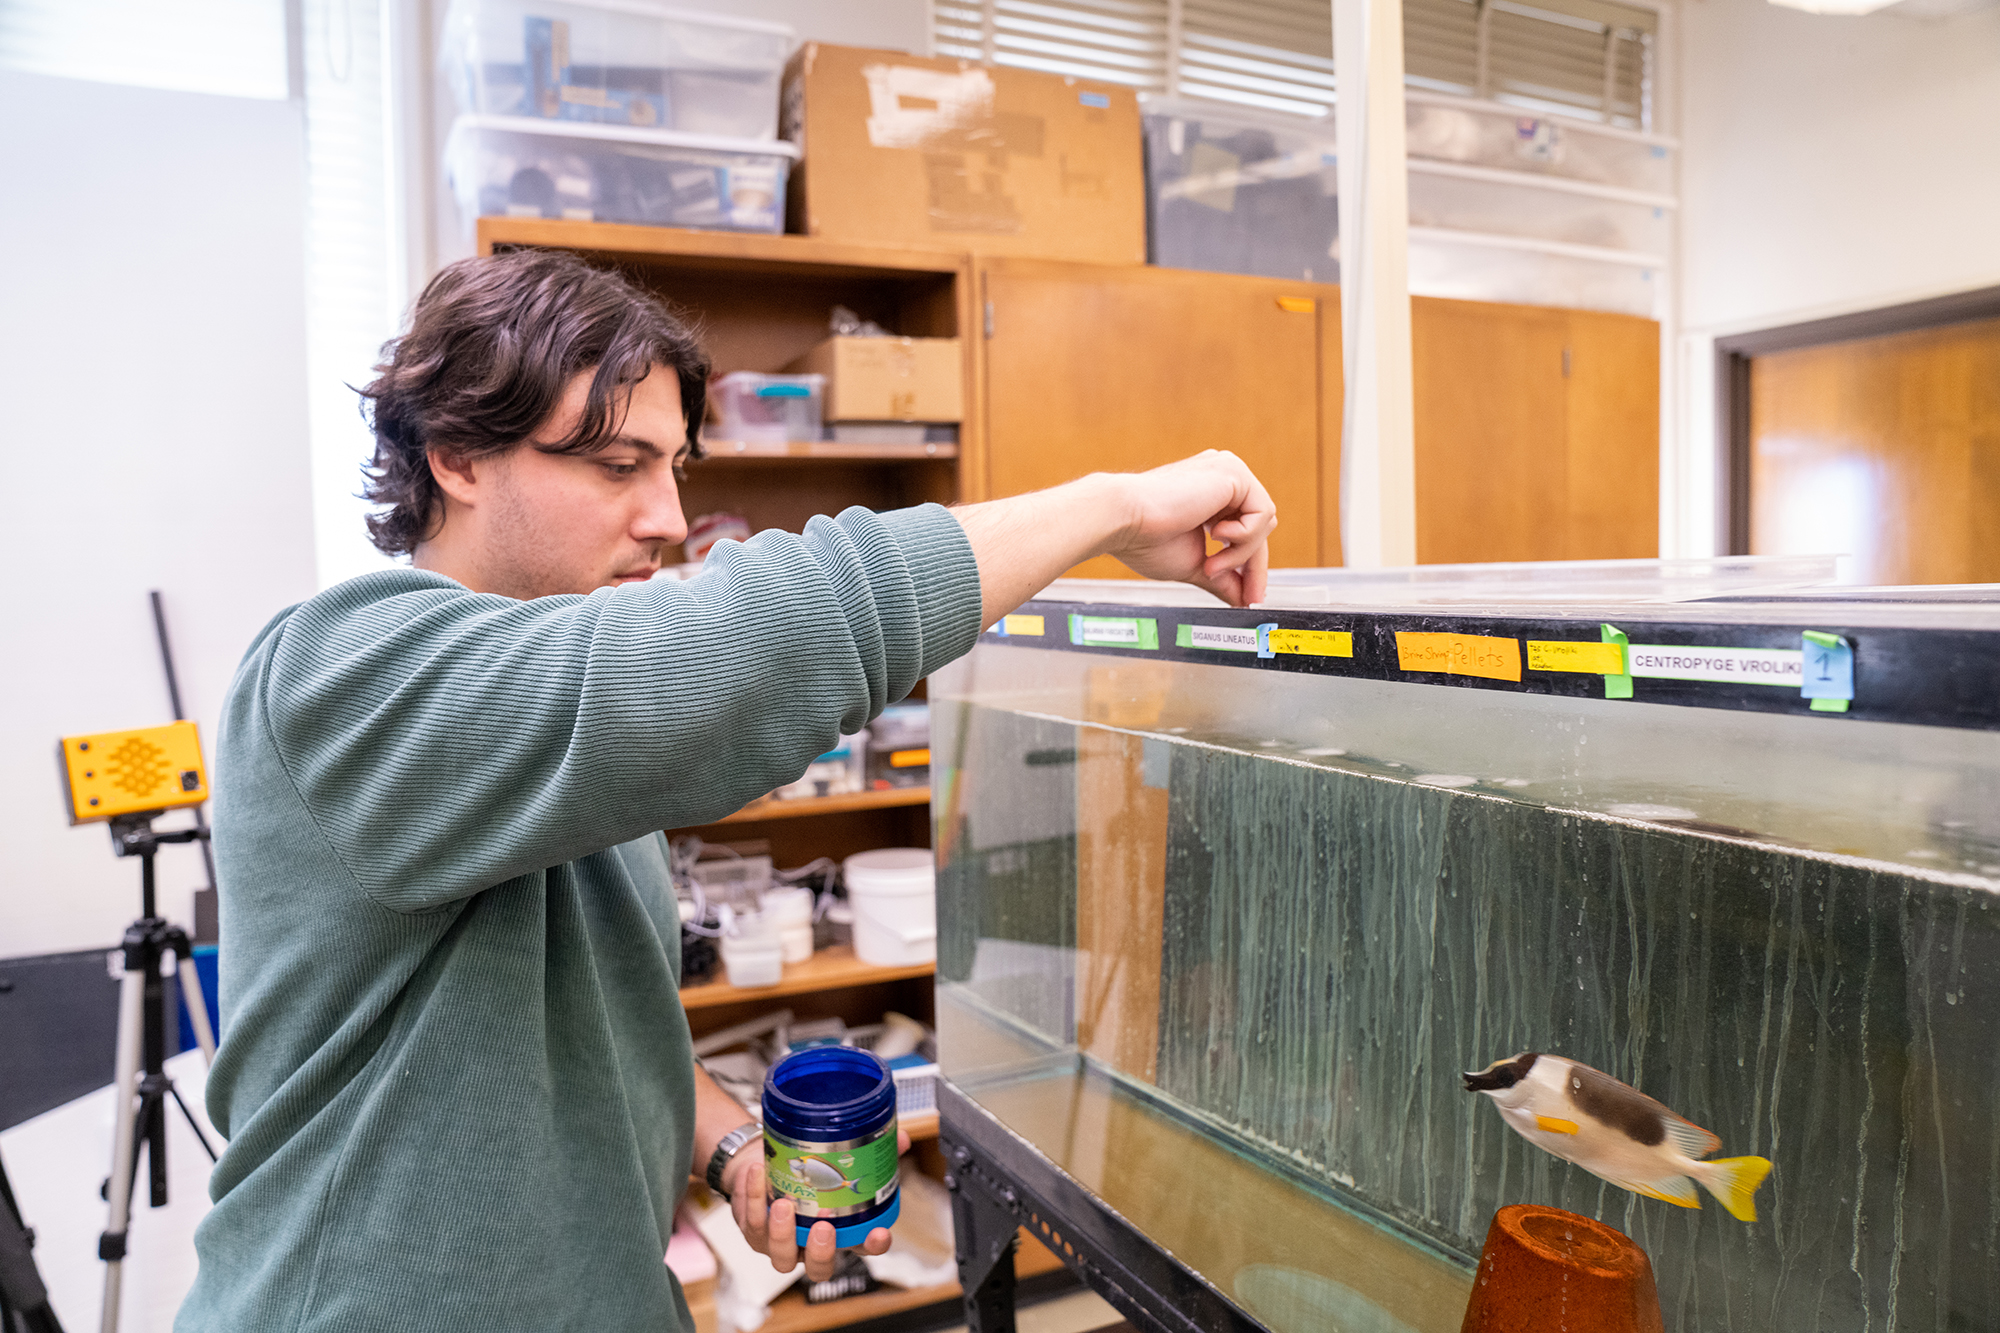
[861,1226,894,1256]
[801,1221,840,1283]
[766,1197,799,1271]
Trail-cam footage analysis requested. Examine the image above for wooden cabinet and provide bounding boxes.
[973,263,1656,570]
[1411,297,1659,564]
[976,258,1343,573]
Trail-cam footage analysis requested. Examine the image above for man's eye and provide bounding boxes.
[603,462,639,477]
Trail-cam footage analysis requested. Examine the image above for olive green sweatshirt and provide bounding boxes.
[178,505,981,1333]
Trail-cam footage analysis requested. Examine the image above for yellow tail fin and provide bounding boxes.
[1699,1156,1773,1222]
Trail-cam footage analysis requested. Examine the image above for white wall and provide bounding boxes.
[0,71,317,960]
[1664,0,2000,556]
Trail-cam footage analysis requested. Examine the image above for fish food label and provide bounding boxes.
[765,1121,900,1218]
[1625,645,1802,686]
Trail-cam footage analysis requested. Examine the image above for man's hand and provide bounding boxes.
[953,449,1279,624]
[1098,450,1277,608]
[723,1128,912,1285]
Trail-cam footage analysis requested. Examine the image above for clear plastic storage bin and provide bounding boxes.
[709,372,825,444]
[445,116,795,236]
[1408,228,1661,318]
[1407,165,1668,257]
[1405,93,1673,194]
[1141,97,1339,283]
[441,0,792,139]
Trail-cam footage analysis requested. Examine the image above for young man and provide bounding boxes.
[180,250,1276,1332]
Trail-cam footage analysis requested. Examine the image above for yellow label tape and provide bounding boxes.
[1263,628,1353,658]
[890,748,931,769]
[1395,632,1521,682]
[1526,640,1626,675]
[1002,614,1045,637]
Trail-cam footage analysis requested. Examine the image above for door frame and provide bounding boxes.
[1714,283,2000,554]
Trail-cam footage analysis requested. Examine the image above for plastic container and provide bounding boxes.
[843,849,936,967]
[762,1047,902,1246]
[709,372,826,444]
[1405,93,1674,193]
[444,116,795,239]
[762,885,816,964]
[441,0,793,139]
[718,912,782,988]
[1140,96,1339,283]
[1462,1206,1664,1331]
[1407,228,1661,318]
[865,703,930,790]
[1407,165,1669,257]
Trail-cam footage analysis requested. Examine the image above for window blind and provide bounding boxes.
[935,0,1655,129]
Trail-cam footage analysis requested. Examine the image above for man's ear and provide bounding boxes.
[427,446,482,508]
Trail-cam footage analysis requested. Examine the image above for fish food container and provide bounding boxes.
[444,116,796,239]
[762,1046,901,1246]
[709,372,825,444]
[843,848,935,968]
[441,0,793,139]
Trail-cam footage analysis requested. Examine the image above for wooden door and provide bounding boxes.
[978,259,1341,574]
[1411,297,1659,563]
[1749,317,2000,585]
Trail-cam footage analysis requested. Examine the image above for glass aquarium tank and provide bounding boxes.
[932,575,2000,1333]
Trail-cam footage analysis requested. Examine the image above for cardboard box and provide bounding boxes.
[785,336,964,422]
[782,43,1144,264]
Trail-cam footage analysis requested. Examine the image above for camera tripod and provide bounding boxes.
[97,813,217,1333]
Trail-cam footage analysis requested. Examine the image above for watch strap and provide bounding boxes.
[706,1122,763,1201]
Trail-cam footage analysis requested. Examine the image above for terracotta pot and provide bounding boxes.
[1460,1205,1665,1333]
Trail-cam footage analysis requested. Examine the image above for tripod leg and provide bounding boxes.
[176,957,217,1066]
[143,1091,168,1210]
[166,1085,219,1163]
[100,965,146,1333]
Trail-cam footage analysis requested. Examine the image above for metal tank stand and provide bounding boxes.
[939,1080,1266,1333]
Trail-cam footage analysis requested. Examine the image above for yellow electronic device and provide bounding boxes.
[58,721,209,826]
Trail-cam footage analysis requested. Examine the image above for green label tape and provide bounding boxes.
[1069,614,1159,650]
[1601,623,1633,699]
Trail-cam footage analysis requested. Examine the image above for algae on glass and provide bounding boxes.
[934,643,2000,1333]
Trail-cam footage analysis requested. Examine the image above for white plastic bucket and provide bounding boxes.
[843,848,936,967]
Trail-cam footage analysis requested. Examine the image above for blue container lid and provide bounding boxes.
[763,1046,895,1141]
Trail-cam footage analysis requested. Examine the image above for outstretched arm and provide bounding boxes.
[952,449,1278,624]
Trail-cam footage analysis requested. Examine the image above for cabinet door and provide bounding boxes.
[979,258,1340,574]
[1412,298,1658,563]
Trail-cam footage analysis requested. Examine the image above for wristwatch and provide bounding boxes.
[706,1122,763,1201]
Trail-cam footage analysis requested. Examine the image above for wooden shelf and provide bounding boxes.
[699,440,959,462]
[757,1234,1068,1333]
[478,218,968,280]
[705,787,929,826]
[902,1110,939,1142]
[681,945,934,1011]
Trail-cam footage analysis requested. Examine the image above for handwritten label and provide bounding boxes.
[1801,631,1853,713]
[1395,632,1522,682]
[1069,614,1160,650]
[1002,614,1044,637]
[1526,640,1626,674]
[1176,623,1259,652]
[1626,645,1801,686]
[1257,625,1354,659]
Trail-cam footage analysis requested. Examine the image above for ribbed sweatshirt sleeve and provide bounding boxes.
[255,503,981,912]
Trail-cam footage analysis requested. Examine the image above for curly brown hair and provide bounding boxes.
[358,249,709,556]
